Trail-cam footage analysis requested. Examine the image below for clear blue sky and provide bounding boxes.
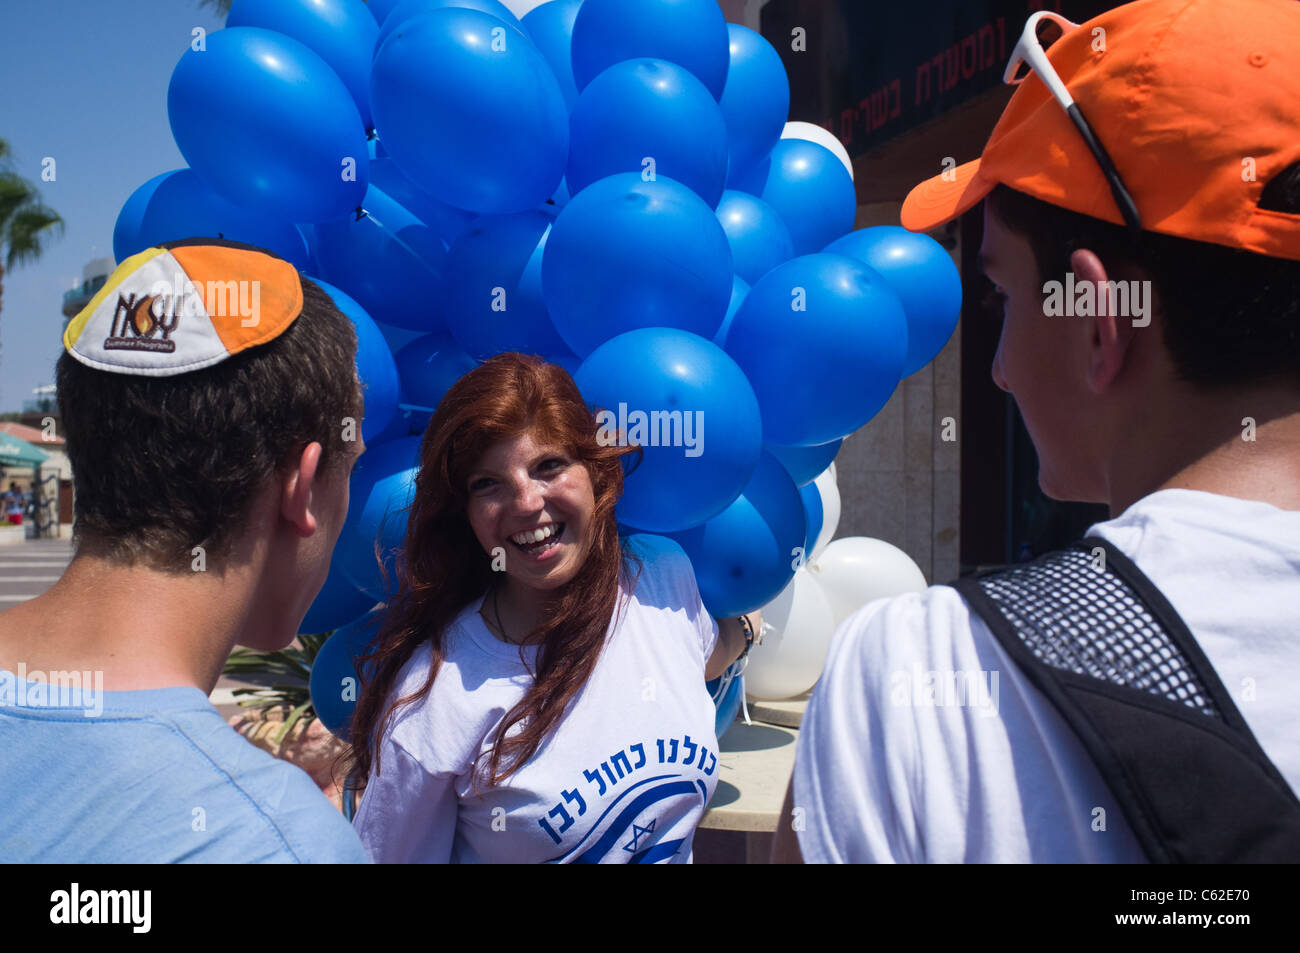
[0,0,226,412]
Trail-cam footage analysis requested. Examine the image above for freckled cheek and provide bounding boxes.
[466,501,499,547]
[555,472,591,504]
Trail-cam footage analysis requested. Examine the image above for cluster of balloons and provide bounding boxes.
[703,462,931,730]
[742,524,933,702]
[110,0,961,739]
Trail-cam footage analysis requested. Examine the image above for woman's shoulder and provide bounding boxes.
[620,533,704,608]
[382,601,532,772]
[622,533,694,580]
[388,599,494,701]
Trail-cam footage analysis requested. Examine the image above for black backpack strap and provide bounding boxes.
[950,536,1300,862]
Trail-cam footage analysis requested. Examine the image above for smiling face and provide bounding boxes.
[979,200,1107,503]
[464,429,596,597]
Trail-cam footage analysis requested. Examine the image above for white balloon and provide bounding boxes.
[744,568,836,701]
[498,0,550,17]
[810,465,840,561]
[781,121,854,182]
[808,537,927,629]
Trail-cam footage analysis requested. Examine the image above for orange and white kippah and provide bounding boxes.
[63,238,304,377]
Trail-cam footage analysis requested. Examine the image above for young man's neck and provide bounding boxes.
[0,552,262,695]
[1106,383,1300,516]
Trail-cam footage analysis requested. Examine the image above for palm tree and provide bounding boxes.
[0,138,65,331]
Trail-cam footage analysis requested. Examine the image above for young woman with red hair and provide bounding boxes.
[349,353,756,863]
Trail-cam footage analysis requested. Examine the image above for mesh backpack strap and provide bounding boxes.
[950,536,1300,862]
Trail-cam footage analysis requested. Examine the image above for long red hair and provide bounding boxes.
[347,353,643,791]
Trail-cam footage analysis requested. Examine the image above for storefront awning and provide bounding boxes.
[0,436,50,468]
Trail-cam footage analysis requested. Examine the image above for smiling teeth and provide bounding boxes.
[512,523,559,545]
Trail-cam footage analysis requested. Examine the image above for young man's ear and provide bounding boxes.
[281,441,323,539]
[1071,247,1140,396]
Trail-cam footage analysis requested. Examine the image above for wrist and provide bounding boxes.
[735,613,756,660]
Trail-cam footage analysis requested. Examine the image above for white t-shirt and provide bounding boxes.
[793,489,1300,863]
[353,534,721,863]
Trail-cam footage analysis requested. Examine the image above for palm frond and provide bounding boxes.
[222,632,332,724]
[5,206,64,271]
[0,173,33,231]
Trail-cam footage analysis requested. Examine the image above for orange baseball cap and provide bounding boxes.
[901,0,1300,263]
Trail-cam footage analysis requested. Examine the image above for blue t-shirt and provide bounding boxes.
[0,671,369,863]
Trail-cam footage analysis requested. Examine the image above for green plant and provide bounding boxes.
[223,632,330,743]
[0,137,65,325]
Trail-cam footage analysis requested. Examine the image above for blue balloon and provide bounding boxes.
[718,24,790,176]
[575,328,762,534]
[227,0,379,130]
[113,172,169,264]
[114,169,310,269]
[167,27,368,223]
[725,254,908,446]
[300,564,377,635]
[335,436,422,597]
[542,173,733,357]
[375,0,521,50]
[571,0,731,101]
[367,0,403,24]
[307,182,447,332]
[568,59,728,208]
[547,176,571,209]
[824,226,963,378]
[309,609,386,740]
[734,138,856,256]
[373,319,423,355]
[713,275,750,347]
[521,0,582,112]
[668,451,805,617]
[442,208,570,360]
[766,438,842,487]
[799,479,823,559]
[369,157,475,248]
[370,411,419,445]
[371,8,568,214]
[545,349,582,378]
[393,332,480,432]
[307,277,400,442]
[715,190,793,285]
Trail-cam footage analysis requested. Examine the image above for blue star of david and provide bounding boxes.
[623,818,657,853]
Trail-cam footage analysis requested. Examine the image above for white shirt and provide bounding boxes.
[793,489,1300,862]
[354,534,721,863]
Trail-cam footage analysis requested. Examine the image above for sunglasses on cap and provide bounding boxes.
[1004,10,1144,236]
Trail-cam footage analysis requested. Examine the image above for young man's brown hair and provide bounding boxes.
[56,275,362,571]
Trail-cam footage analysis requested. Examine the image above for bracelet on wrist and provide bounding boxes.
[736,613,756,659]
